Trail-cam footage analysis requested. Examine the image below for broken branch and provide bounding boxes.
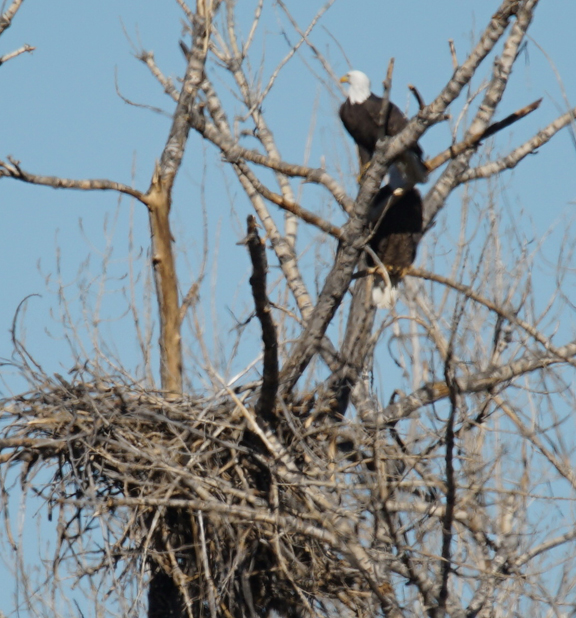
[243,215,279,425]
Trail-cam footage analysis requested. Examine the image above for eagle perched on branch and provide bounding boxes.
[339,70,428,186]
[368,183,423,308]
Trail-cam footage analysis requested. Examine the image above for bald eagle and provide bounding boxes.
[339,70,428,186]
[368,183,423,308]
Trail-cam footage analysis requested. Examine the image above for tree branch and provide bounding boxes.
[437,355,458,616]
[408,83,426,111]
[405,0,526,142]
[187,107,353,214]
[425,98,542,173]
[198,78,316,322]
[143,3,222,396]
[0,43,34,66]
[0,158,148,204]
[457,105,576,183]
[370,339,576,424]
[155,5,214,192]
[243,215,279,426]
[234,160,342,240]
[0,0,25,36]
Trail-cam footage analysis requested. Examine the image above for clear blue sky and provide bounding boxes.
[0,1,575,615]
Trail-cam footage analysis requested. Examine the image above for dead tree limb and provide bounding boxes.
[187,107,353,214]
[0,43,34,66]
[145,2,219,397]
[243,215,279,425]
[278,169,386,394]
[457,104,576,183]
[234,160,343,240]
[437,353,458,615]
[0,158,148,203]
[197,78,318,322]
[425,98,542,173]
[408,84,426,111]
[368,339,576,425]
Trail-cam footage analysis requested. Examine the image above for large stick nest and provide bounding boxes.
[1,371,416,617]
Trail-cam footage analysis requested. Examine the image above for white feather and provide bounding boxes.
[372,282,399,309]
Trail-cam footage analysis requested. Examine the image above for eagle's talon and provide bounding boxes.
[357,161,372,183]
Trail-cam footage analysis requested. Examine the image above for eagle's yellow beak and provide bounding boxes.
[340,75,349,84]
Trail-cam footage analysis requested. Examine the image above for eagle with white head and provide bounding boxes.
[339,70,428,186]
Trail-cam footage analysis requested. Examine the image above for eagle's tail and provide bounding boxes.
[372,279,399,309]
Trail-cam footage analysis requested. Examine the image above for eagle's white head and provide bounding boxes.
[340,70,371,104]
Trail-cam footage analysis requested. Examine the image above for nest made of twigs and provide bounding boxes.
[2,372,408,617]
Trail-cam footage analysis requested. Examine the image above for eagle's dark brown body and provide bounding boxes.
[368,185,423,280]
[339,95,420,167]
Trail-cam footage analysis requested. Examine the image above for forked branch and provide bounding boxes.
[457,104,576,183]
[425,98,542,173]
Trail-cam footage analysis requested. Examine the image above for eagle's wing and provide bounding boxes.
[364,95,426,183]
[364,95,409,137]
[340,99,381,166]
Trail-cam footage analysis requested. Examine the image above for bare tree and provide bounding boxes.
[2,1,576,617]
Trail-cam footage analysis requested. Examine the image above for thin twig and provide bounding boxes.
[198,512,218,618]
[448,39,458,70]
